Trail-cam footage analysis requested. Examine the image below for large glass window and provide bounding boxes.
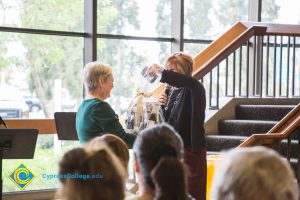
[97,0,171,37]
[97,39,171,115]
[262,0,300,24]
[0,0,84,31]
[184,0,249,40]
[0,33,83,119]
[184,43,210,57]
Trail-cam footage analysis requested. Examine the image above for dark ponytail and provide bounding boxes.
[133,123,188,199]
[151,156,189,200]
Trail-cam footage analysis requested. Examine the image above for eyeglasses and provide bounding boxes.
[171,52,191,63]
[172,52,183,57]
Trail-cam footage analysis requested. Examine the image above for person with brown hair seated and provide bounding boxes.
[88,134,130,169]
[129,123,194,200]
[87,134,138,198]
[57,141,127,200]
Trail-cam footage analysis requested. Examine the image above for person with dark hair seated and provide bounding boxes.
[129,123,194,200]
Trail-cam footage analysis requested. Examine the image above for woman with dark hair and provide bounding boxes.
[130,123,194,200]
[148,52,206,200]
[57,142,127,200]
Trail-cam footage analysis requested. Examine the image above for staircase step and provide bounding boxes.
[236,104,295,121]
[206,135,247,151]
[288,158,298,176]
[280,139,299,159]
[219,119,277,136]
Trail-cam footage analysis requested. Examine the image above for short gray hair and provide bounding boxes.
[212,146,299,200]
[83,62,112,93]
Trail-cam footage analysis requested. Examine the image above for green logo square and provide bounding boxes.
[8,163,36,190]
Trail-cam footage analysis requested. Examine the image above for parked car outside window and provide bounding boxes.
[0,86,30,118]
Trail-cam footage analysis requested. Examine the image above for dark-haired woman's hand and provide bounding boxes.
[147,64,162,76]
[158,92,168,106]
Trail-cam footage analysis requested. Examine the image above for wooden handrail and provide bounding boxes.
[239,103,300,147]
[152,22,300,97]
[268,104,300,133]
[242,22,300,36]
[152,22,256,97]
[193,25,266,80]
[192,22,248,75]
[239,133,285,147]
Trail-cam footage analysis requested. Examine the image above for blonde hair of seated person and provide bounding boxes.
[58,142,127,200]
[212,146,299,200]
[87,134,130,169]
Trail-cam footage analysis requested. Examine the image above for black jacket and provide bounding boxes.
[160,70,206,151]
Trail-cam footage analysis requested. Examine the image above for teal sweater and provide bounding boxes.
[76,98,136,148]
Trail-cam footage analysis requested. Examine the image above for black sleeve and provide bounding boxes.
[160,70,200,91]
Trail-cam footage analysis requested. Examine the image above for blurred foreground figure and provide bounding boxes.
[212,146,299,200]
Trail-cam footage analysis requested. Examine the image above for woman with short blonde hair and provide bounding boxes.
[76,61,136,148]
[83,62,112,93]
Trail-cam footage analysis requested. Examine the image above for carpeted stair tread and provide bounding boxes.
[279,139,299,159]
[236,104,295,121]
[207,102,299,176]
[219,119,277,136]
[206,135,247,151]
[288,158,298,174]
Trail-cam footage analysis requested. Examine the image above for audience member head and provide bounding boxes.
[87,134,130,169]
[83,61,113,99]
[212,146,299,200]
[165,52,194,76]
[133,123,189,200]
[58,141,127,200]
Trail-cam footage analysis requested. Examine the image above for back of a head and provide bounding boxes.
[151,156,188,200]
[59,145,126,200]
[88,134,130,169]
[212,146,299,200]
[133,123,188,200]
